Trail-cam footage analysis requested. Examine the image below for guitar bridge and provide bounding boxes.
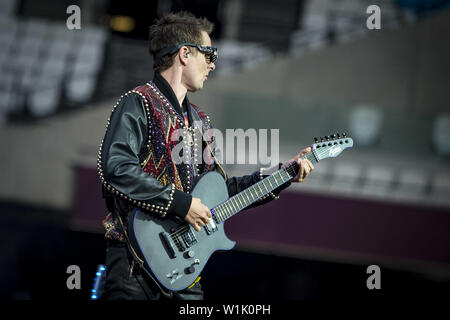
[181,228,197,248]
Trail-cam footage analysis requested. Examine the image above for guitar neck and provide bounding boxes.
[212,151,318,224]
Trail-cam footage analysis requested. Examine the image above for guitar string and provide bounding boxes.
[169,152,314,237]
[168,141,348,237]
[169,159,298,237]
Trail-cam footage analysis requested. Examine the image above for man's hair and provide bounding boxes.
[149,11,214,73]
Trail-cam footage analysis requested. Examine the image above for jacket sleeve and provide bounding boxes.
[98,92,192,219]
[203,122,291,211]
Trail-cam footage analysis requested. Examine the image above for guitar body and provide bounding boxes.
[127,134,353,292]
[128,171,235,291]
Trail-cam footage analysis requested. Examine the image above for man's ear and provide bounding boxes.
[180,47,189,65]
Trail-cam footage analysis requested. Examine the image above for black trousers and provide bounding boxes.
[100,239,204,300]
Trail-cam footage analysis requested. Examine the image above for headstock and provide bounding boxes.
[312,133,353,160]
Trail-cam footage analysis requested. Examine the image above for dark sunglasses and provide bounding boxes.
[154,42,218,64]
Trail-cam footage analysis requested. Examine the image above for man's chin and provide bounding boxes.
[195,82,205,91]
[187,82,204,92]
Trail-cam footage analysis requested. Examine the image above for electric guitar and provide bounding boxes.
[128,134,353,291]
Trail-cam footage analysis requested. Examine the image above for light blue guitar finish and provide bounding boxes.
[129,172,235,291]
[128,135,353,291]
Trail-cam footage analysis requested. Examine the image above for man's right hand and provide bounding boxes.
[185,198,212,232]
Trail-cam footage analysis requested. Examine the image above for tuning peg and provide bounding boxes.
[314,137,318,143]
[336,133,340,138]
[342,132,347,137]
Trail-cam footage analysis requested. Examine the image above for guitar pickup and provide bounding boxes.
[182,229,197,248]
[160,232,177,258]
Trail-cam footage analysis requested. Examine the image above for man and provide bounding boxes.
[98,11,314,300]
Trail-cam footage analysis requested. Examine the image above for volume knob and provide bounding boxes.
[185,250,195,258]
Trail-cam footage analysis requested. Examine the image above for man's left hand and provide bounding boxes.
[281,147,315,182]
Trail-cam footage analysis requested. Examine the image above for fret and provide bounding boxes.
[230,198,238,212]
[223,201,230,214]
[244,191,251,203]
[240,194,248,207]
[236,195,244,208]
[228,202,234,216]
[225,203,232,217]
[211,155,305,223]
[216,207,224,222]
[262,181,268,192]
[220,204,227,220]
[253,184,263,199]
[236,196,243,210]
[278,170,285,182]
[258,183,264,195]
[221,203,228,217]
[227,199,234,213]
[206,144,354,224]
[277,171,286,183]
[283,170,292,181]
[248,188,257,203]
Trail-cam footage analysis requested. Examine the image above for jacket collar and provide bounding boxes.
[153,72,193,126]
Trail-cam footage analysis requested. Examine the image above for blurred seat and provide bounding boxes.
[349,104,383,147]
[28,82,61,117]
[20,18,48,39]
[429,173,450,207]
[215,40,273,75]
[361,166,394,198]
[65,48,103,104]
[289,28,328,55]
[65,75,97,104]
[328,163,362,195]
[0,16,17,55]
[64,26,108,104]
[392,170,428,203]
[46,21,76,43]
[0,18,110,119]
[0,70,16,119]
[70,42,105,76]
[79,25,108,44]
[432,113,450,157]
[9,32,44,75]
[0,0,17,18]
[47,39,73,61]
[38,57,67,81]
[27,55,67,117]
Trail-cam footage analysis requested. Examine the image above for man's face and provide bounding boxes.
[183,31,216,92]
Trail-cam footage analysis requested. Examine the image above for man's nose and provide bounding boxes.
[209,62,215,71]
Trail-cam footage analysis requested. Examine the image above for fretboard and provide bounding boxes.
[212,151,318,223]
